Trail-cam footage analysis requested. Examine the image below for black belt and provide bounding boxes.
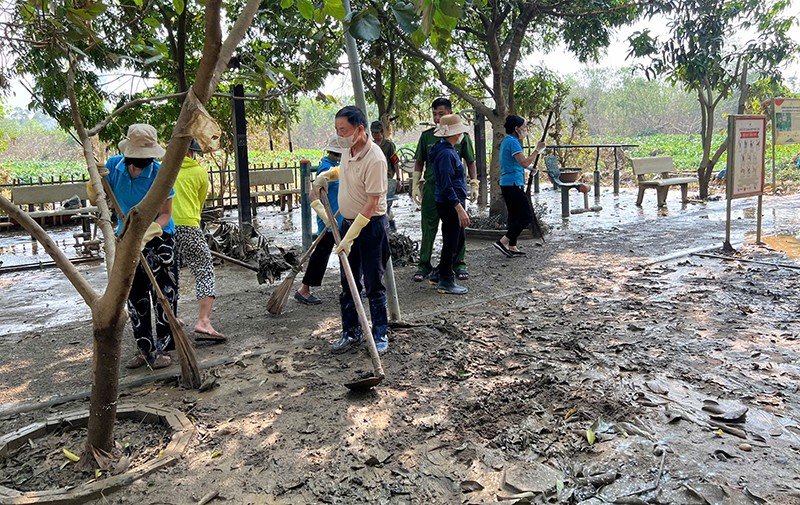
[343,215,384,224]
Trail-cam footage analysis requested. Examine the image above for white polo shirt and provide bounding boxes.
[338,136,388,219]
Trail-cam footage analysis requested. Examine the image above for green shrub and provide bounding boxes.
[2,160,87,183]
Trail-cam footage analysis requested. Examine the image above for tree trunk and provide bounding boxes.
[488,114,508,220]
[86,307,126,454]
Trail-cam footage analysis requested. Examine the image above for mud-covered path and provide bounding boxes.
[2,189,800,504]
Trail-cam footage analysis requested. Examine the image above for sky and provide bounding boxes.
[320,14,800,98]
[5,9,800,111]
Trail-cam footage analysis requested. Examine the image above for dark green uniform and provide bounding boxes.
[414,128,476,274]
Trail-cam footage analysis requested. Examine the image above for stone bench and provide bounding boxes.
[631,156,698,208]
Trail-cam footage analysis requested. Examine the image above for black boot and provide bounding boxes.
[437,276,468,295]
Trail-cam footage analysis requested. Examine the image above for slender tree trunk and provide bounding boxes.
[488,113,507,219]
[86,308,126,454]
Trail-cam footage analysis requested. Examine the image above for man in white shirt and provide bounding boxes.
[310,106,391,355]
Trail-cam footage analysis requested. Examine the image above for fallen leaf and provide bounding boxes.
[211,450,223,459]
[564,408,577,421]
[645,380,669,395]
[63,448,80,462]
[460,480,484,493]
[586,429,596,446]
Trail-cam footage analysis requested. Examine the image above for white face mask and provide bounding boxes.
[337,129,360,149]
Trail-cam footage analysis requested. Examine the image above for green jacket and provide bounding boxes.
[414,128,475,180]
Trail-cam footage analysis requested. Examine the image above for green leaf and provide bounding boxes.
[348,13,381,41]
[280,0,294,8]
[143,54,164,65]
[133,0,143,6]
[322,0,346,20]
[437,1,462,19]
[173,0,184,15]
[85,2,107,16]
[586,429,595,446]
[67,7,94,21]
[391,1,418,34]
[297,0,314,20]
[276,66,302,86]
[144,17,161,29]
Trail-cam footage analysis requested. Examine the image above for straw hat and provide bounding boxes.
[118,124,166,158]
[324,134,344,154]
[433,114,471,138]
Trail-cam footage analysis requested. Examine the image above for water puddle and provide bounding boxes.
[759,234,800,261]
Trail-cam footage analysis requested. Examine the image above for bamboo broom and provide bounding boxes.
[102,179,202,389]
[266,215,337,315]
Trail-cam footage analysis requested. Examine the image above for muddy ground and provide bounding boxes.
[2,188,800,504]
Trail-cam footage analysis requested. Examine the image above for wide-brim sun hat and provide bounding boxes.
[118,124,166,158]
[324,134,344,154]
[434,114,471,137]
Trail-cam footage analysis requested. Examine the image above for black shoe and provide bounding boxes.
[294,291,322,305]
[331,333,364,354]
[509,249,526,256]
[493,240,514,258]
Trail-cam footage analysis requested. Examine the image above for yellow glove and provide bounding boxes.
[411,171,424,207]
[312,166,340,194]
[335,213,369,256]
[469,179,479,201]
[86,181,98,205]
[141,222,163,250]
[310,199,331,228]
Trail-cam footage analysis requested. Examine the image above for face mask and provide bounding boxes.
[337,128,360,149]
[456,133,464,144]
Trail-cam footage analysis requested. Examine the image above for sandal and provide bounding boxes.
[412,269,429,282]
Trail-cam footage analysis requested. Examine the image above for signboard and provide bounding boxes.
[727,115,766,199]
[773,97,800,145]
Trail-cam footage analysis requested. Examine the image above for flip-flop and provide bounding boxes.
[194,330,227,342]
[493,240,514,258]
[412,269,429,282]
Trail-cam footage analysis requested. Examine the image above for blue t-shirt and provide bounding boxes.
[431,139,467,206]
[499,135,525,187]
[316,156,343,234]
[105,155,176,235]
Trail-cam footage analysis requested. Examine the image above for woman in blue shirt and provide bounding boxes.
[295,136,344,304]
[431,114,471,295]
[496,115,545,257]
[104,124,176,370]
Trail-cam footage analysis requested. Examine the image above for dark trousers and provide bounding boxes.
[436,201,465,280]
[301,232,335,287]
[129,233,178,357]
[339,215,390,340]
[501,185,532,246]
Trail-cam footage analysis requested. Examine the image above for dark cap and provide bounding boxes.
[370,120,384,132]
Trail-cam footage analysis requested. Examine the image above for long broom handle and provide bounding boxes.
[525,110,555,196]
[292,210,339,273]
[319,190,385,379]
[101,178,187,335]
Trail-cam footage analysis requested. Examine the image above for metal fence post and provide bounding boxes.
[232,84,252,228]
[300,159,312,249]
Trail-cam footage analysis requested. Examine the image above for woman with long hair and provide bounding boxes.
[495,115,545,257]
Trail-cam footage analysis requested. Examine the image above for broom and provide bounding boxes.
[102,179,202,389]
[266,215,337,315]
